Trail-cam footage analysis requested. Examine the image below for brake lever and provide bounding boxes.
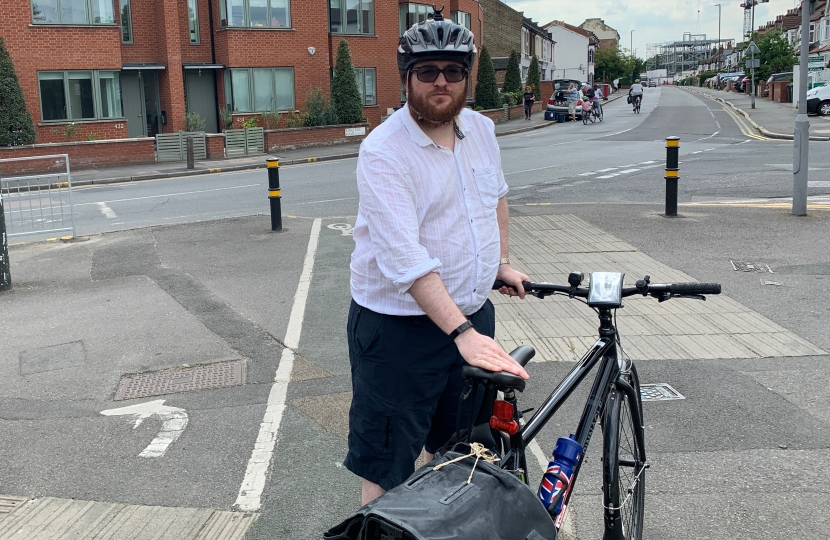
[675,294,706,301]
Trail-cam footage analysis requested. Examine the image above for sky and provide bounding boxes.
[503,0,804,59]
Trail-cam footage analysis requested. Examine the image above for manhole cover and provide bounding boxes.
[114,359,246,401]
[731,261,773,273]
[640,383,685,402]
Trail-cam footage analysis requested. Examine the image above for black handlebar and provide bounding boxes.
[493,278,721,299]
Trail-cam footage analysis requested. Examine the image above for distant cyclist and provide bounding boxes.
[629,79,644,112]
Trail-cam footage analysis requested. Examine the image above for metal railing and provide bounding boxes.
[0,154,76,239]
[224,127,265,158]
[156,131,207,162]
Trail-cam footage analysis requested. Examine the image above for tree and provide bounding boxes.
[0,37,36,146]
[526,55,541,100]
[475,46,500,110]
[594,47,627,82]
[331,39,363,124]
[741,30,796,83]
[503,50,522,94]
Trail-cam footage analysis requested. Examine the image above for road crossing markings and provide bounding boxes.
[97,202,117,219]
[235,218,322,512]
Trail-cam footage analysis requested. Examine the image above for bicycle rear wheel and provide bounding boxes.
[602,371,645,540]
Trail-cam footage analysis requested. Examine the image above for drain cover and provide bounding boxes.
[731,261,773,273]
[640,383,685,402]
[114,359,246,401]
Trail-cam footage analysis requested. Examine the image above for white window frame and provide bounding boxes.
[188,0,200,44]
[330,0,374,35]
[224,67,295,112]
[31,0,116,25]
[451,11,471,30]
[218,0,291,28]
[37,70,123,122]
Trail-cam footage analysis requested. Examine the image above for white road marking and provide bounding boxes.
[235,218,322,512]
[291,197,357,206]
[638,161,658,165]
[100,400,188,458]
[618,169,640,174]
[596,167,619,172]
[578,172,595,176]
[97,202,117,219]
[74,184,261,207]
[597,174,620,179]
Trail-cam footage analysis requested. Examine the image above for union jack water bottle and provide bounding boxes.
[538,435,582,516]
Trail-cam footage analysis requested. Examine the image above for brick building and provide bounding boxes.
[2,0,483,144]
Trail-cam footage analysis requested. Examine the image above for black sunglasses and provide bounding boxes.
[411,65,468,83]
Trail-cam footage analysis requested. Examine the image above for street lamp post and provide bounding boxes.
[630,30,635,58]
[715,4,722,71]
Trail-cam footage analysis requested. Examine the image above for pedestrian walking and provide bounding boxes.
[523,85,535,120]
[345,7,530,507]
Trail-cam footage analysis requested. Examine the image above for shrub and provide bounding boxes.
[219,107,233,130]
[303,87,331,127]
[284,111,304,128]
[474,106,484,111]
[503,50,522,95]
[527,55,542,101]
[475,47,500,110]
[331,39,363,124]
[86,133,98,141]
[0,37,35,146]
[261,109,281,130]
[63,122,78,141]
[185,111,206,132]
[240,116,259,128]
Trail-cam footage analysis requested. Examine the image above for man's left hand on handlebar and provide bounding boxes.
[496,264,529,299]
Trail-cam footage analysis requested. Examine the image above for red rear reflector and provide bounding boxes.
[490,400,519,435]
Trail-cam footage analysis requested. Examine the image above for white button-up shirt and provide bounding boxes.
[350,104,508,316]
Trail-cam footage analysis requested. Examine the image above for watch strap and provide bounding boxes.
[499,257,510,265]
[449,319,474,339]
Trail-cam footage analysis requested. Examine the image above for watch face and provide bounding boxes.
[587,272,625,307]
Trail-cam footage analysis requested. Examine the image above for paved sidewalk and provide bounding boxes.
[64,93,626,187]
[683,87,830,141]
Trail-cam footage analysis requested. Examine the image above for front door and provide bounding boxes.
[184,71,218,133]
[121,72,145,138]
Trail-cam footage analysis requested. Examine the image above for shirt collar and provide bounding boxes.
[401,102,468,147]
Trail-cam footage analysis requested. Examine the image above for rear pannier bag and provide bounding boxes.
[324,444,558,540]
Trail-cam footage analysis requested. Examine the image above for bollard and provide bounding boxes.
[267,157,282,231]
[665,136,680,217]
[186,136,195,169]
[0,196,10,291]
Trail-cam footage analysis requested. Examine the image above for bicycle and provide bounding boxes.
[460,272,721,540]
[581,102,595,125]
[631,95,642,114]
[591,102,604,122]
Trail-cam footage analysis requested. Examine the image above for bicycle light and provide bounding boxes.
[587,272,625,307]
[490,400,520,435]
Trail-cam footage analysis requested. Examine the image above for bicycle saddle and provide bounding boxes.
[461,366,526,392]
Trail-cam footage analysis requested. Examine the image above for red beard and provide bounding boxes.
[407,82,468,126]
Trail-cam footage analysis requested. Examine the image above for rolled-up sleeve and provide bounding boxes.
[357,150,441,293]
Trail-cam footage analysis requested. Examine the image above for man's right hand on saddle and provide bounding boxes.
[455,330,529,380]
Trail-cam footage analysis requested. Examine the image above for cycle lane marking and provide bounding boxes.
[235,218,323,512]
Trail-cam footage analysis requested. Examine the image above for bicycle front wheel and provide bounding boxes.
[602,372,646,540]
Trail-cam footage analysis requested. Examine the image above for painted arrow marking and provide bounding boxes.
[101,399,188,458]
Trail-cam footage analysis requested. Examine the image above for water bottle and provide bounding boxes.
[538,435,583,516]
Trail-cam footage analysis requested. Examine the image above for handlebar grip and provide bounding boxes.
[492,280,532,291]
[669,283,721,295]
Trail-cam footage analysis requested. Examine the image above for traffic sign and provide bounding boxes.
[746,41,760,56]
[747,58,760,69]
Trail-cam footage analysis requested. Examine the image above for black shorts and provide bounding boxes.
[344,299,495,491]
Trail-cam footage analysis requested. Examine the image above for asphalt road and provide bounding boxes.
[2,87,829,539]
[17,86,829,243]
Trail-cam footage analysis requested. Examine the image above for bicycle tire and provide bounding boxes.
[583,112,588,125]
[589,110,596,123]
[601,370,646,540]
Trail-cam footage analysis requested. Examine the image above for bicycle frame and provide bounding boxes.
[502,309,623,489]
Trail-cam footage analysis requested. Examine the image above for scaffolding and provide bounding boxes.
[646,33,735,79]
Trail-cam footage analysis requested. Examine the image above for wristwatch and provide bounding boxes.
[449,319,474,339]
[499,257,510,265]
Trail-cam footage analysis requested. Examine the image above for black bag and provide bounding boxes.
[324,443,558,540]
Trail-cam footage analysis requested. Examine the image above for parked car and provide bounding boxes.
[806,85,830,116]
[546,79,586,117]
[648,80,657,87]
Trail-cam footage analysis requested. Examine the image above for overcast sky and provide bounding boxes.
[502,0,803,58]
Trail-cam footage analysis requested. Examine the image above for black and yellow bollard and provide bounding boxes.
[0,195,10,291]
[267,157,282,231]
[665,136,680,217]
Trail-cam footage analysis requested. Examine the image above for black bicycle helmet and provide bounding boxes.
[397,6,476,73]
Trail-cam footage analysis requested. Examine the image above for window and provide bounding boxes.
[399,3,429,35]
[119,0,131,42]
[809,23,815,43]
[355,68,376,106]
[188,0,199,43]
[451,11,470,30]
[331,0,372,34]
[31,0,114,24]
[38,70,122,121]
[218,0,290,28]
[224,68,294,112]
